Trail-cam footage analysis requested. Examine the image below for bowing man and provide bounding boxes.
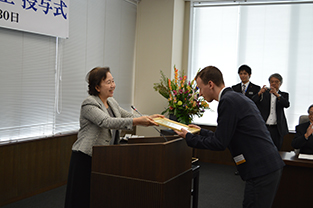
[175,66,284,208]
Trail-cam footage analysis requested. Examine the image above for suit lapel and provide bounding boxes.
[93,96,114,136]
[107,98,121,118]
[94,96,107,112]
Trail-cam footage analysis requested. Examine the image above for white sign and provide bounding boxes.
[0,0,69,38]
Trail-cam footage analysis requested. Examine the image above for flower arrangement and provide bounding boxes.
[153,66,209,124]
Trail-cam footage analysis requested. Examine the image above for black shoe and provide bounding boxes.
[234,171,239,175]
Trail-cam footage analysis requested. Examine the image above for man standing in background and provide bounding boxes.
[252,73,290,150]
[232,65,260,99]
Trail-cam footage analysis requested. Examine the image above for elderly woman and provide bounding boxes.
[65,67,163,208]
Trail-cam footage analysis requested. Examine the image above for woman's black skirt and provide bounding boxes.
[64,151,92,208]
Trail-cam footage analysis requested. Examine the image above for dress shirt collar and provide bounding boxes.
[242,81,250,88]
[218,87,226,101]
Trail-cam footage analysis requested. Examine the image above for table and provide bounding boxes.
[272,151,313,207]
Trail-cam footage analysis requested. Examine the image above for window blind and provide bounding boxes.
[190,1,313,131]
[0,0,137,142]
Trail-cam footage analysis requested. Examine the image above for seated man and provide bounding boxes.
[291,104,313,154]
[232,64,260,99]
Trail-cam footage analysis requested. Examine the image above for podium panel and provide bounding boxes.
[91,136,192,208]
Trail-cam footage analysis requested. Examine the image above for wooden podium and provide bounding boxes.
[90,136,192,208]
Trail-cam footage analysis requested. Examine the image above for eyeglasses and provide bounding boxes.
[270,80,280,84]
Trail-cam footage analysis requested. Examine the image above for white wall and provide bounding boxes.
[134,0,186,136]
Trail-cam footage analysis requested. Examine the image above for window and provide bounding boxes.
[0,0,137,143]
[190,0,313,131]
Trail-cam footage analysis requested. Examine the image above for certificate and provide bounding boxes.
[153,117,200,134]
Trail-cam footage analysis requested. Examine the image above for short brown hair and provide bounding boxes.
[86,67,110,96]
[195,66,224,87]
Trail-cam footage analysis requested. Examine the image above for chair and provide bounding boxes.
[299,115,309,124]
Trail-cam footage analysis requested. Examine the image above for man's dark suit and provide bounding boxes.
[292,121,313,154]
[186,88,284,181]
[232,82,260,99]
[252,90,290,150]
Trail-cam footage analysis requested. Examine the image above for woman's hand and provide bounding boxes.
[149,114,165,119]
[133,116,159,126]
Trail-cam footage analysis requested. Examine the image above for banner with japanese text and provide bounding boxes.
[0,0,69,38]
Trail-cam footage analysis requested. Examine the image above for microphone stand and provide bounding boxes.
[131,105,167,142]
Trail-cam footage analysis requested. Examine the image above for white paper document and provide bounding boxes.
[298,154,313,160]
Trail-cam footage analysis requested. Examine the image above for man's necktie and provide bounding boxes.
[242,84,246,94]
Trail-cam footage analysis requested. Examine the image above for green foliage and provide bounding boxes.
[153,66,209,124]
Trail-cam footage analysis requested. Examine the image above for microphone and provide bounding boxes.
[131,105,167,142]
